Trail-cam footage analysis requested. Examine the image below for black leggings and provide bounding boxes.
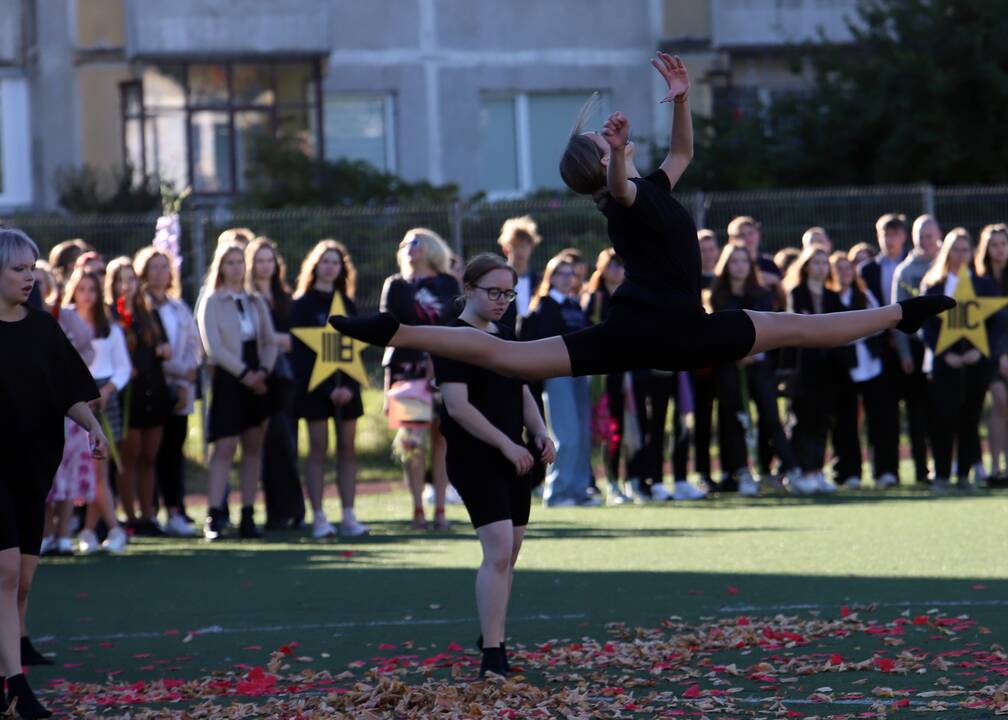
[929,364,989,481]
[563,300,756,376]
[631,369,689,485]
[156,414,188,510]
[831,374,887,481]
[0,476,47,555]
[690,368,716,480]
[603,372,625,482]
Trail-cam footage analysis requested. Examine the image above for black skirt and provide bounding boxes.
[295,382,364,422]
[207,341,271,442]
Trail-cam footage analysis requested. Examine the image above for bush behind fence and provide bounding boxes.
[10,183,1008,312]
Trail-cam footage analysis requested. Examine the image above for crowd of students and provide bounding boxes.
[26,210,1004,557]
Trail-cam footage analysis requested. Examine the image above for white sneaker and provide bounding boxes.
[444,483,464,505]
[57,537,76,556]
[815,474,838,494]
[673,480,708,501]
[39,535,57,556]
[788,474,819,496]
[625,478,651,504]
[842,476,861,490]
[738,470,759,497]
[422,484,436,507]
[339,519,371,537]
[312,519,338,539]
[164,513,196,537]
[650,482,673,501]
[606,481,630,505]
[876,473,898,489]
[102,527,128,554]
[78,529,101,555]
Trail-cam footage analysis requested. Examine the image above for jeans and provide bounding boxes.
[543,376,592,504]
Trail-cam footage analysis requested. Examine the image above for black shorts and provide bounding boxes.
[447,451,532,530]
[0,474,49,555]
[295,387,364,422]
[562,298,756,377]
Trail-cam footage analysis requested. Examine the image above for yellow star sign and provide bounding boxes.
[934,265,1008,356]
[291,293,369,391]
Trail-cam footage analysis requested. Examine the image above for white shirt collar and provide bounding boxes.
[548,289,569,305]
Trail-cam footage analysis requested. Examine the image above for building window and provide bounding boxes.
[0,77,32,207]
[479,92,609,197]
[121,59,322,195]
[323,93,396,172]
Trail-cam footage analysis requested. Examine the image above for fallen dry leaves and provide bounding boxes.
[41,609,1008,719]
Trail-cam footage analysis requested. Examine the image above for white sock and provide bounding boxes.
[313,511,328,526]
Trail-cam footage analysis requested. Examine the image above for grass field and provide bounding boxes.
[28,485,1008,718]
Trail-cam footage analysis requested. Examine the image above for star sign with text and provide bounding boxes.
[291,293,369,390]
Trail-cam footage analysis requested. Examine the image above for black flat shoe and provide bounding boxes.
[20,637,52,666]
[478,647,507,678]
[476,635,510,673]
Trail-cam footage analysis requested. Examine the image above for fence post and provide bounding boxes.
[450,198,464,258]
[692,190,707,230]
[921,183,935,218]
[190,207,208,296]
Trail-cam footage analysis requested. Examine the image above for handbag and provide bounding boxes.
[387,379,434,429]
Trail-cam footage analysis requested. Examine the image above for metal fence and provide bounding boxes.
[10,183,1008,312]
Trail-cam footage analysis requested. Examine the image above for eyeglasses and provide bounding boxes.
[475,286,517,302]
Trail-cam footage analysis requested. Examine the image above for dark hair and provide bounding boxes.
[975,223,1008,280]
[530,253,574,310]
[295,238,356,300]
[705,242,764,310]
[826,251,870,309]
[246,236,293,316]
[876,213,907,235]
[586,248,623,295]
[783,245,830,293]
[558,93,608,208]
[458,253,517,309]
[63,268,111,338]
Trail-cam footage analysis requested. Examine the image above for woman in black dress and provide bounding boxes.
[247,237,306,531]
[332,55,952,382]
[0,229,106,719]
[290,240,368,538]
[106,256,173,535]
[432,253,555,678]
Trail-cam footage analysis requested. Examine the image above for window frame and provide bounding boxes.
[480,91,610,200]
[121,56,324,196]
[322,91,398,173]
[0,76,33,208]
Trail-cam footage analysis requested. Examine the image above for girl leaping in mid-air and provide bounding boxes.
[330,53,954,382]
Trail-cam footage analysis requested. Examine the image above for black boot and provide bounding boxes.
[20,637,52,666]
[479,646,507,678]
[6,673,52,719]
[328,312,400,347]
[239,506,262,539]
[1,677,6,714]
[204,508,226,541]
[896,295,956,333]
[477,635,510,673]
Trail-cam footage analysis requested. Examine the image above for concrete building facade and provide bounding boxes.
[0,0,860,211]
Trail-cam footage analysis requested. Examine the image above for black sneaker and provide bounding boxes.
[132,519,165,537]
[479,647,507,678]
[20,637,53,666]
[239,507,262,539]
[204,509,225,541]
[6,673,52,719]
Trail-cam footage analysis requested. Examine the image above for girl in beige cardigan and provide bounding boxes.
[197,242,277,540]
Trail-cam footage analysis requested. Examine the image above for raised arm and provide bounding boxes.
[602,112,636,206]
[653,52,693,188]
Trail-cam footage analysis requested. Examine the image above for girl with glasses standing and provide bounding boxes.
[432,253,554,678]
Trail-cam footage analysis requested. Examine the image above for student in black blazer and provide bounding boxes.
[857,213,910,487]
[497,216,542,334]
[827,252,890,489]
[785,246,847,495]
[921,229,1002,491]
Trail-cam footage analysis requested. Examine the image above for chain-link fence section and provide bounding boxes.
[9,184,1008,311]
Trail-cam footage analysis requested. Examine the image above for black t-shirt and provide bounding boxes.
[757,255,782,279]
[433,319,525,462]
[601,169,702,310]
[0,308,98,490]
[380,273,461,375]
[289,288,361,399]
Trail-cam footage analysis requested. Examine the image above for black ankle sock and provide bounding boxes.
[20,636,53,666]
[6,673,52,719]
[897,295,956,333]
[328,312,400,347]
[479,646,507,678]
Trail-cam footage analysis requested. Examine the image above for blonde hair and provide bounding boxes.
[399,228,451,277]
[203,242,246,296]
[216,227,256,249]
[295,239,357,299]
[32,259,57,306]
[922,227,972,289]
[497,215,542,249]
[133,245,182,299]
[847,242,875,266]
